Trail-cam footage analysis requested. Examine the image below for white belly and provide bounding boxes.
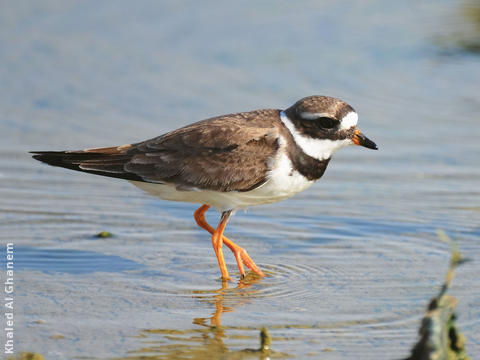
[130,153,315,212]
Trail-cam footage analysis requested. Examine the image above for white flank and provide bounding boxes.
[280,111,352,161]
[129,135,316,212]
[130,152,314,212]
[340,111,358,130]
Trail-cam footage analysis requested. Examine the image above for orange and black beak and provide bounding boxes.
[353,129,378,150]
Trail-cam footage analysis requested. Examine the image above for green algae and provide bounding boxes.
[405,232,470,360]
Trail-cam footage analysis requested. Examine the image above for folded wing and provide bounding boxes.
[31,111,281,192]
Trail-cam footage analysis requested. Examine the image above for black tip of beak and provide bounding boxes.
[353,131,378,150]
[363,137,378,150]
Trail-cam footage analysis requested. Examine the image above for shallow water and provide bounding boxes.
[1,0,479,359]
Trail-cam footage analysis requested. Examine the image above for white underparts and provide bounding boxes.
[279,111,353,161]
[130,152,313,212]
[129,133,316,212]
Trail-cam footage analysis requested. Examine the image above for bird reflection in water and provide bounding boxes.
[192,273,262,331]
[122,273,281,359]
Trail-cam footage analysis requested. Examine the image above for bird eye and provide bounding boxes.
[317,117,337,129]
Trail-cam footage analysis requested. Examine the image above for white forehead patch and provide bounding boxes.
[340,111,358,130]
[280,111,352,161]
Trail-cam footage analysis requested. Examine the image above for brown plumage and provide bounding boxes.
[31,109,282,192]
[31,95,377,281]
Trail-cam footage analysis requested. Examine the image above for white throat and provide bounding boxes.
[279,111,353,161]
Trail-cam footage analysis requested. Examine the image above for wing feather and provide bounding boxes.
[31,109,282,192]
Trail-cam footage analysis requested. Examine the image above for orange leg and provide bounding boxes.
[212,211,231,280]
[194,205,265,279]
